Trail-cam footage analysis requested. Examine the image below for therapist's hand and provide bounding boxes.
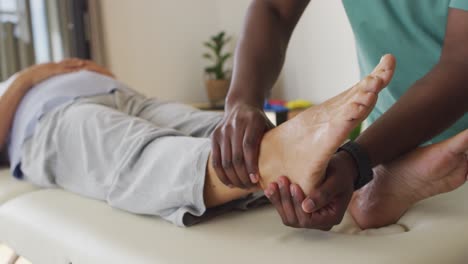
[211,103,275,189]
[265,152,356,229]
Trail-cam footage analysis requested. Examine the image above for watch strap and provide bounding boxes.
[337,141,374,190]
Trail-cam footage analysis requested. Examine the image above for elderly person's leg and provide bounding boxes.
[19,97,254,227]
[134,98,223,138]
[108,93,261,207]
[94,89,224,139]
[350,129,468,229]
[90,92,259,208]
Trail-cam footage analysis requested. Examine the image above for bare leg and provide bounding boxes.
[204,154,259,208]
[350,129,468,229]
[204,55,396,208]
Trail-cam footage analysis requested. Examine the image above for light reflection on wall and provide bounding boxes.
[0,0,18,22]
[29,0,50,63]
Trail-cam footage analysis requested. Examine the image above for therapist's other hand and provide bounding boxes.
[211,103,274,189]
[265,153,355,229]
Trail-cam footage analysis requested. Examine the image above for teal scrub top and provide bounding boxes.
[342,0,468,144]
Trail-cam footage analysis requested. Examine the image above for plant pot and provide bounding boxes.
[205,79,230,107]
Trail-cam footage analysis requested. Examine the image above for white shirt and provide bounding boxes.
[0,70,133,178]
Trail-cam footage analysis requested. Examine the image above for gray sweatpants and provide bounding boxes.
[20,90,240,226]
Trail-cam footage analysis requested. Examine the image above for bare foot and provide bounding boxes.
[350,129,468,229]
[258,54,396,192]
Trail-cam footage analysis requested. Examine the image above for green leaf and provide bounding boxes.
[214,32,224,41]
[203,53,213,60]
[220,53,232,64]
[217,72,225,80]
[204,41,216,51]
[348,123,362,141]
[205,66,217,73]
[204,32,232,70]
[219,31,225,39]
[215,45,222,56]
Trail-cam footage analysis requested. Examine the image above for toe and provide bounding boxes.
[362,75,384,93]
[371,54,396,87]
[351,74,385,98]
[446,129,468,155]
[343,102,367,121]
[354,91,378,108]
[345,54,396,100]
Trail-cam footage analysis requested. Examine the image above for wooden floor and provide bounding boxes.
[0,245,31,264]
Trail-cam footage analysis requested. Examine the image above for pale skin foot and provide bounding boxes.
[203,54,396,208]
[350,129,468,229]
[257,55,396,193]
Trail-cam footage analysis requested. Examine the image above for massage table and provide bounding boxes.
[0,168,468,264]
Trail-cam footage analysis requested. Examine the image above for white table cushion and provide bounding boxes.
[1,183,468,264]
[0,170,38,205]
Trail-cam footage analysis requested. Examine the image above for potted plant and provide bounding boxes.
[203,31,232,106]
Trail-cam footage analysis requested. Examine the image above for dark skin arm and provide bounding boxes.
[211,0,310,189]
[299,8,468,214]
[357,8,468,166]
[226,0,310,109]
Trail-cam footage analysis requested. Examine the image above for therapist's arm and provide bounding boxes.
[211,0,310,189]
[303,8,468,213]
[0,59,89,153]
[357,8,468,166]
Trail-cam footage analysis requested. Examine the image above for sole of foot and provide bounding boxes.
[258,54,396,193]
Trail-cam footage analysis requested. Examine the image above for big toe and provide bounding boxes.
[375,54,396,83]
[352,54,396,97]
[343,54,396,121]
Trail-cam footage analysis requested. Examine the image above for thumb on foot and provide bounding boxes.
[302,175,344,213]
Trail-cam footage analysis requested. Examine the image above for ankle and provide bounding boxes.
[257,129,285,190]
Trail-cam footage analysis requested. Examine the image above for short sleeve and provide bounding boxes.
[450,0,468,11]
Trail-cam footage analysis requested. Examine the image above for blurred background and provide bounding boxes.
[0,0,359,105]
[0,0,104,75]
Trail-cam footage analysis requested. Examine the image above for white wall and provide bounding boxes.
[279,1,360,102]
[100,0,359,104]
[100,0,218,102]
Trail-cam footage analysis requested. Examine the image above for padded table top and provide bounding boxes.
[0,169,468,264]
[0,169,37,205]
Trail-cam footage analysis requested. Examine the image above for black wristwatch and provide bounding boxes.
[337,141,374,190]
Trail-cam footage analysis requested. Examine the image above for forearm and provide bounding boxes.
[357,59,468,166]
[0,78,31,151]
[226,0,308,110]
